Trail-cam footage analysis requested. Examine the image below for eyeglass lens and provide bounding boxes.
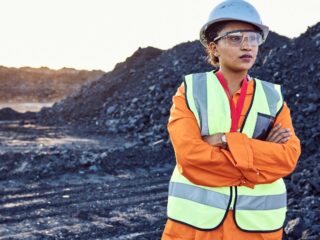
[225,32,262,46]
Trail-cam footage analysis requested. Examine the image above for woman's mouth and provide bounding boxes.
[239,54,253,61]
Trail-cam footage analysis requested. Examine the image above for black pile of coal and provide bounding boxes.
[14,22,320,239]
[36,31,289,141]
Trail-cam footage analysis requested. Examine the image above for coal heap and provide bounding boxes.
[37,31,290,138]
[12,23,320,239]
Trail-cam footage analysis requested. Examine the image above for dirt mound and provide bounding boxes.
[0,66,104,103]
[36,46,162,125]
[0,108,24,120]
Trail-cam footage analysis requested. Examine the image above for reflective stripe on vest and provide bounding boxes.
[167,71,286,231]
[167,166,232,229]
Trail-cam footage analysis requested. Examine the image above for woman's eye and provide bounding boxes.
[249,36,257,42]
[229,35,242,42]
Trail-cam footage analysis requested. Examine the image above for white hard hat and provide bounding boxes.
[199,0,269,47]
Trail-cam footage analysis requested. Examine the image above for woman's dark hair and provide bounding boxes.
[204,21,229,67]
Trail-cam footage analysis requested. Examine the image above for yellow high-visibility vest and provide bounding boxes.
[167,70,286,232]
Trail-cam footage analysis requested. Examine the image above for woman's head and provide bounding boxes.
[205,20,262,71]
[199,0,268,71]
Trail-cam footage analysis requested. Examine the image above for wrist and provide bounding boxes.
[221,133,227,149]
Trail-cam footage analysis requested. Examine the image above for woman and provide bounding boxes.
[161,0,301,239]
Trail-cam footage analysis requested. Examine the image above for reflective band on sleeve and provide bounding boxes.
[192,73,209,136]
[236,192,287,210]
[169,182,230,210]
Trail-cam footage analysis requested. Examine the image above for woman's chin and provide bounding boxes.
[235,62,255,71]
[230,65,252,72]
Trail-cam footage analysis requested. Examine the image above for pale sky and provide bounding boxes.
[0,0,319,72]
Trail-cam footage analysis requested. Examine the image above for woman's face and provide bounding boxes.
[209,21,259,72]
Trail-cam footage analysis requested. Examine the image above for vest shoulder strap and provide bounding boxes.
[183,72,210,134]
[255,79,284,116]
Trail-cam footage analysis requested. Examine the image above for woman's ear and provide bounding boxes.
[209,42,219,57]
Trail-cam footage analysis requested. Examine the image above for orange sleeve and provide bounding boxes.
[225,102,301,184]
[168,83,252,188]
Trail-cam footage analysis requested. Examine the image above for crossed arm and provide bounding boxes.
[168,84,301,188]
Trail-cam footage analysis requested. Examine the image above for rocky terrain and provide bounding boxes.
[0,22,319,239]
[0,66,104,103]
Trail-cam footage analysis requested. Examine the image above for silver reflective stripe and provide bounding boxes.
[192,73,209,136]
[237,193,287,210]
[169,182,230,210]
[260,81,280,116]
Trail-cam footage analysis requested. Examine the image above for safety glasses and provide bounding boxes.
[213,29,264,47]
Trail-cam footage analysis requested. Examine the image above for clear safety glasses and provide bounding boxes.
[213,29,264,47]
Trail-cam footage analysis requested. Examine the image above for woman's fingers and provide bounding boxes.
[278,136,291,143]
[273,128,292,143]
[266,123,282,141]
[267,124,292,143]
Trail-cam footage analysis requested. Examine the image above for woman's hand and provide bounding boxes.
[266,123,292,144]
[202,133,226,148]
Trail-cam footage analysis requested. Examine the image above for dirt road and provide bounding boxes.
[0,121,171,239]
[0,168,170,239]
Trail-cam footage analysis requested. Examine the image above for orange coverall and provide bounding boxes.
[161,79,301,240]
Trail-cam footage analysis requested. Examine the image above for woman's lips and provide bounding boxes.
[239,54,253,61]
[239,54,253,59]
